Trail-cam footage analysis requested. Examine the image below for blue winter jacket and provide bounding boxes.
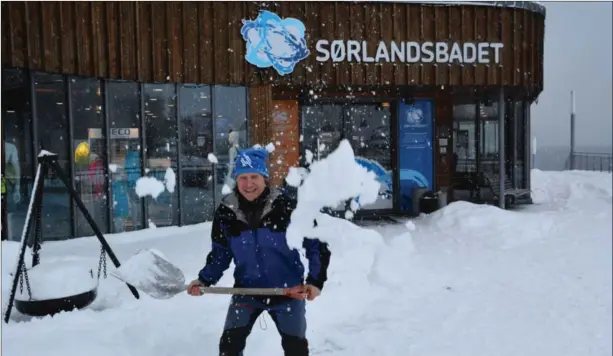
[198,188,331,290]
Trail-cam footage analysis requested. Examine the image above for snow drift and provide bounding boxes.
[1,169,610,356]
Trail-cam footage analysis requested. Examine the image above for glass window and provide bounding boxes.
[301,104,343,162]
[452,104,477,173]
[213,86,247,202]
[2,68,34,242]
[144,83,179,227]
[179,85,215,224]
[33,72,71,240]
[71,77,108,236]
[107,81,143,232]
[515,101,527,188]
[478,102,499,177]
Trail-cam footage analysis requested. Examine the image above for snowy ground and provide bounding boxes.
[2,169,611,356]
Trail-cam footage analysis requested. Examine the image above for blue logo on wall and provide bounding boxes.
[406,107,424,126]
[240,10,310,76]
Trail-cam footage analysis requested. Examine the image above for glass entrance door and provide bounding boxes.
[300,102,393,211]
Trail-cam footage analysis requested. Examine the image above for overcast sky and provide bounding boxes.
[531,1,612,149]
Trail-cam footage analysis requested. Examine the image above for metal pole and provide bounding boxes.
[570,90,576,170]
[498,88,506,209]
[4,164,43,323]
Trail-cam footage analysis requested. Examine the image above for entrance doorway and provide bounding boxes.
[300,102,394,211]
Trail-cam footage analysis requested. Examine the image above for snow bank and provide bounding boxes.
[531,169,612,208]
[1,170,611,356]
[419,200,556,250]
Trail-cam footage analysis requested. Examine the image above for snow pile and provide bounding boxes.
[421,201,556,250]
[531,169,612,209]
[285,140,380,250]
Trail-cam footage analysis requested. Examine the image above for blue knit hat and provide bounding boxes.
[232,148,269,179]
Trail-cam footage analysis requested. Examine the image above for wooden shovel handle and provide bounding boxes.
[196,286,305,299]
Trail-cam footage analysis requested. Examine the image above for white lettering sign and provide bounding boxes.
[110,128,139,139]
[315,40,503,64]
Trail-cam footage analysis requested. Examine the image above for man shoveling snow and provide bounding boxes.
[187,147,331,356]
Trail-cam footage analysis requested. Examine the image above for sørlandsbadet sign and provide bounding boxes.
[240,10,504,76]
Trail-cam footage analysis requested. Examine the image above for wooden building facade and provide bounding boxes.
[2,1,545,239]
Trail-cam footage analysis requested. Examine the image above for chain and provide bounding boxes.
[97,246,107,279]
[18,260,33,300]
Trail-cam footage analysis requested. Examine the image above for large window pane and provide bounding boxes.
[2,68,34,242]
[515,101,527,188]
[213,86,247,202]
[107,81,143,232]
[144,84,178,227]
[179,85,215,224]
[301,104,343,162]
[478,102,499,177]
[34,72,71,240]
[71,77,108,236]
[452,104,477,173]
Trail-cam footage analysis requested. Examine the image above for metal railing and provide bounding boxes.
[566,152,613,172]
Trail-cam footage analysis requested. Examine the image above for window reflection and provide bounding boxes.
[2,71,252,239]
[107,81,143,232]
[34,72,72,240]
[144,84,179,227]
[179,85,215,224]
[2,68,34,242]
[71,77,108,236]
[213,86,247,202]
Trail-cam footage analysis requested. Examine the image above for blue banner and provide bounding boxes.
[397,100,434,213]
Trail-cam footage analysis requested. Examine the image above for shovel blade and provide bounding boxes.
[111,249,188,300]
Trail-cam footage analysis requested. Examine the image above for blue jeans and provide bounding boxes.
[219,295,308,356]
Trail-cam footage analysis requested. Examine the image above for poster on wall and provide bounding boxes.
[397,99,434,213]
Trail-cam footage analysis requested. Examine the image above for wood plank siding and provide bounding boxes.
[2,1,544,94]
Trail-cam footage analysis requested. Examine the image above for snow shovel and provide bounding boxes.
[110,249,305,300]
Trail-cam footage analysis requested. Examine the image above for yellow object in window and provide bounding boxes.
[75,141,90,164]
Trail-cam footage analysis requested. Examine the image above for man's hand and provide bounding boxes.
[186,279,205,296]
[285,285,321,301]
[303,285,321,301]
